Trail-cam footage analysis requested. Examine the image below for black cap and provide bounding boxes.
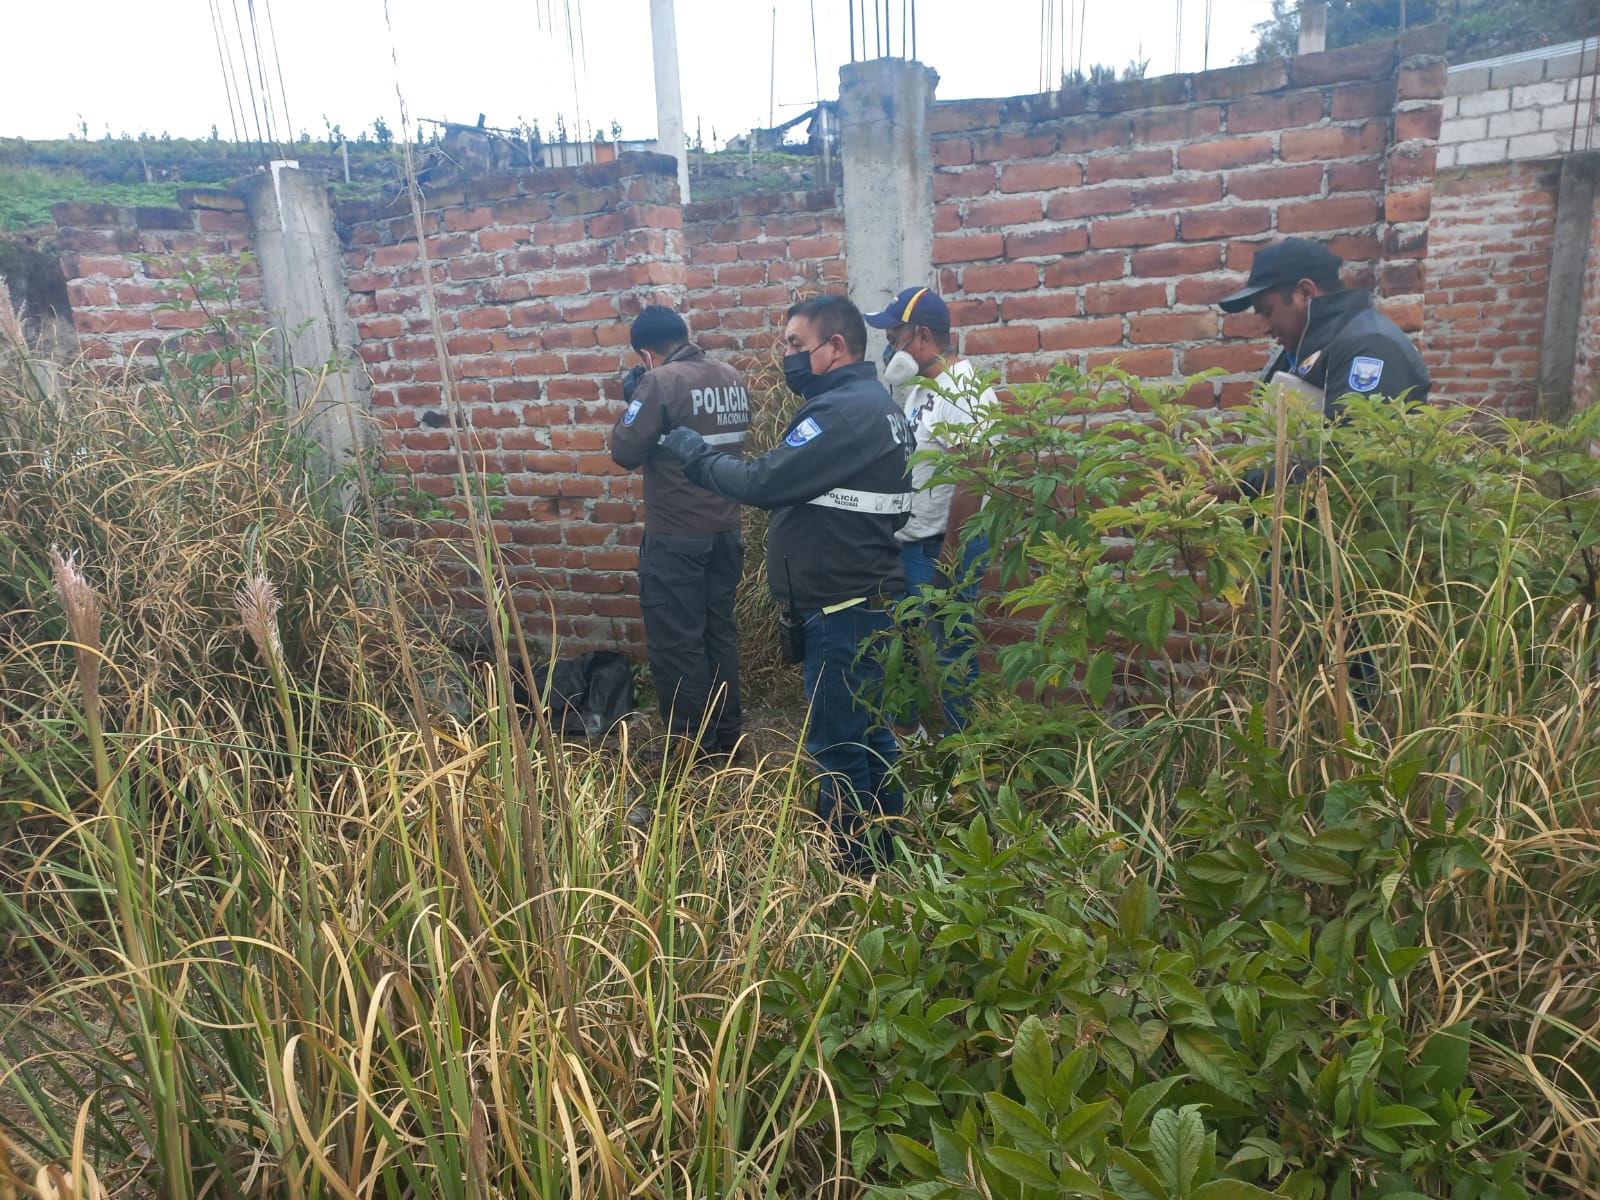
[863,286,951,334]
[1218,238,1344,313]
[629,304,689,352]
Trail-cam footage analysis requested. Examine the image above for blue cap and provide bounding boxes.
[864,286,951,334]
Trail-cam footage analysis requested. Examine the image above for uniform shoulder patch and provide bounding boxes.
[622,398,643,425]
[1348,356,1385,393]
[784,416,823,447]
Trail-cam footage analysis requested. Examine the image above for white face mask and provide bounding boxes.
[883,349,920,388]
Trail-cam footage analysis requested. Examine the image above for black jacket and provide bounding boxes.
[609,344,749,534]
[672,361,913,609]
[1264,289,1431,415]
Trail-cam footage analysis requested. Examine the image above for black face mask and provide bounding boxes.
[783,350,818,398]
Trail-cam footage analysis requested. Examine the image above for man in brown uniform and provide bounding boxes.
[610,306,751,760]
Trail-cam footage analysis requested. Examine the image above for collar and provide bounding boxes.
[1294,289,1374,368]
[660,343,703,366]
[804,359,880,398]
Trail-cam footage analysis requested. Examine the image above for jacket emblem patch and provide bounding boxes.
[785,416,823,447]
[1349,356,1384,393]
[622,398,643,425]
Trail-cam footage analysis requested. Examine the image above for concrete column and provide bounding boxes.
[839,58,939,340]
[1537,151,1600,421]
[1298,2,1328,55]
[241,166,371,505]
[649,0,690,204]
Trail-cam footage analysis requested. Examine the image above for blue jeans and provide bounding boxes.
[797,603,904,872]
[899,535,987,733]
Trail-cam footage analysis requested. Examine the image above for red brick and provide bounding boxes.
[1226,93,1324,135]
[1395,106,1442,142]
[1132,106,1223,143]
[1325,232,1382,261]
[1133,177,1224,209]
[1176,137,1274,171]
[997,161,1085,194]
[1090,216,1175,249]
[1331,83,1394,121]
[1132,244,1222,277]
[1398,63,1447,102]
[373,244,420,268]
[934,233,1005,264]
[963,263,1040,293]
[971,131,1058,162]
[789,235,841,258]
[1180,207,1272,240]
[1000,293,1080,321]
[1176,276,1240,306]
[947,298,998,325]
[736,241,787,261]
[1085,149,1174,184]
[1083,281,1168,315]
[1182,344,1267,374]
[965,196,1044,227]
[529,272,590,296]
[1005,228,1089,258]
[1128,311,1217,344]
[77,309,153,333]
[458,306,510,330]
[1045,187,1132,220]
[964,325,1041,354]
[1044,254,1126,287]
[443,207,494,232]
[935,167,999,201]
[1290,41,1395,87]
[1328,161,1382,192]
[1280,122,1387,162]
[1384,189,1432,223]
[1085,348,1175,375]
[935,206,961,233]
[1387,144,1438,187]
[1226,164,1324,201]
[1193,59,1290,101]
[1277,196,1380,233]
[1040,317,1122,350]
[1059,119,1131,154]
[66,281,112,306]
[928,101,1000,134]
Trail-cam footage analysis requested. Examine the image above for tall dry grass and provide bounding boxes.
[0,324,854,1198]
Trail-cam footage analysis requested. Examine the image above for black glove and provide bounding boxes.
[656,426,706,461]
[621,364,646,404]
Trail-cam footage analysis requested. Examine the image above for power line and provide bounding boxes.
[261,0,296,141]
[228,0,272,156]
[207,0,243,143]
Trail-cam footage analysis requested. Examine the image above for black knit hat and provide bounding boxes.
[629,305,689,352]
[1218,238,1344,313]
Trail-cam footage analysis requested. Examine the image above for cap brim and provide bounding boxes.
[1218,284,1268,314]
[862,309,901,329]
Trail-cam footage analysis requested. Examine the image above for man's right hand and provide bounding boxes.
[621,364,646,404]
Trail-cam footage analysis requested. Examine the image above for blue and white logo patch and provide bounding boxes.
[622,398,643,425]
[784,416,823,447]
[1348,356,1385,394]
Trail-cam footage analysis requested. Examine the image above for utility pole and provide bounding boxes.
[648,0,690,203]
[1297,0,1328,55]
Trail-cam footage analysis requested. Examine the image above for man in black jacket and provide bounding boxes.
[1220,237,1430,413]
[657,294,914,871]
[610,305,751,761]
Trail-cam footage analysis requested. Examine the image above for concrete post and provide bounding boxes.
[1538,151,1600,421]
[649,0,691,203]
[241,167,371,504]
[1298,1,1328,55]
[838,58,939,341]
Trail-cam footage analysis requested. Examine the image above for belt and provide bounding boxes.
[807,488,912,515]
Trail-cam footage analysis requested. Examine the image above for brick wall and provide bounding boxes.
[925,31,1446,409]
[681,188,845,366]
[1421,161,1558,416]
[1440,42,1599,167]
[338,154,685,650]
[53,190,260,366]
[1572,182,1600,412]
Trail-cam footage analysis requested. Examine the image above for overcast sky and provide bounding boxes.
[2,1,1274,149]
